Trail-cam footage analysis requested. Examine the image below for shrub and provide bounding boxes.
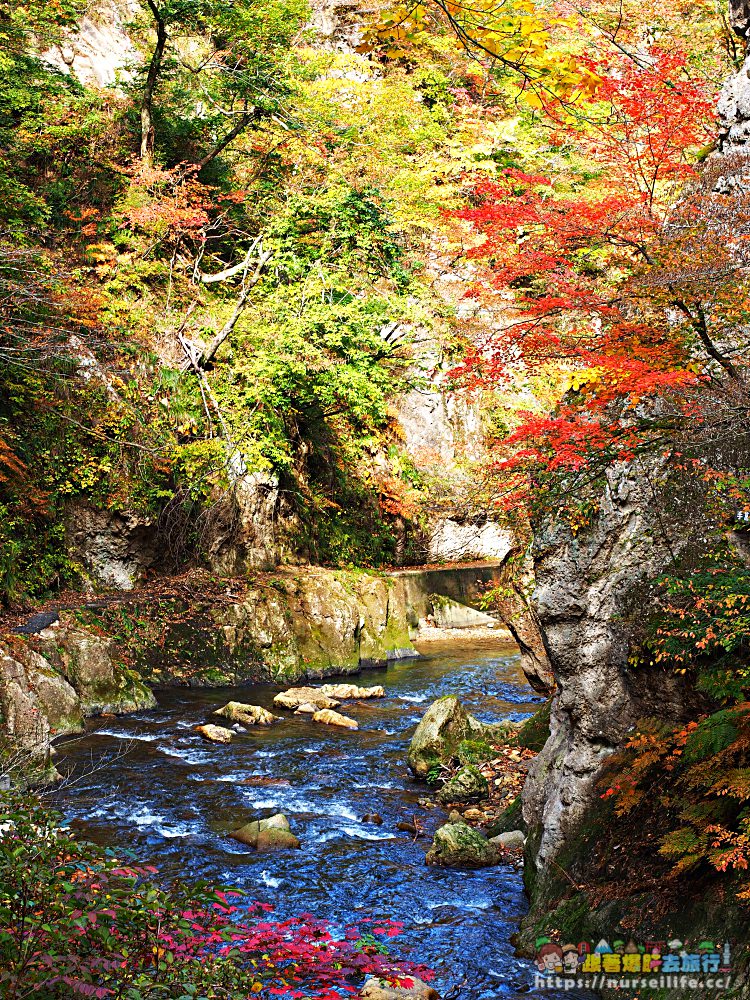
[0,795,432,998]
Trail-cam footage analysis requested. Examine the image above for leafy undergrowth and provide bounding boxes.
[0,795,433,999]
[598,704,750,903]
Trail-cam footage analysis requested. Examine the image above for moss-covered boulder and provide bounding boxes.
[44,625,155,715]
[435,764,489,804]
[407,696,484,779]
[425,821,502,869]
[256,828,301,852]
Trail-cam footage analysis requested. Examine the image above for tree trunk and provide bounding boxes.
[140,1,167,165]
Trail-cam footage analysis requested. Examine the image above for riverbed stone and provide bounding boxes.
[196,724,233,743]
[425,821,501,869]
[274,687,340,711]
[256,828,301,852]
[214,701,276,726]
[230,813,291,848]
[435,764,489,805]
[359,976,441,999]
[319,683,385,699]
[312,708,358,730]
[407,696,484,779]
[490,829,526,853]
[294,702,318,714]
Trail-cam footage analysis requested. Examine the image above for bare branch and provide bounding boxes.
[191,246,273,368]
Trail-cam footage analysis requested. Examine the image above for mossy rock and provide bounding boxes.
[517,699,552,752]
[436,764,489,804]
[457,737,494,765]
[256,828,300,852]
[425,821,501,869]
[229,813,292,848]
[407,696,485,779]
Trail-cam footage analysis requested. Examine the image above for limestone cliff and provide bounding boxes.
[522,461,692,866]
[519,41,750,958]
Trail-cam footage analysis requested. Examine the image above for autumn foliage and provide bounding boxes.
[0,797,432,999]
[448,48,730,509]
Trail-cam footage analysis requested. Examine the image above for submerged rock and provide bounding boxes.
[319,683,385,699]
[274,687,340,711]
[312,708,358,730]
[230,813,293,848]
[407,696,484,779]
[196,724,233,743]
[435,764,489,805]
[362,813,384,825]
[359,975,441,999]
[425,821,501,869]
[214,701,276,726]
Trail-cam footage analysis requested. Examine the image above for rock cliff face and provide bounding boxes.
[0,627,154,781]
[522,36,750,877]
[522,462,694,866]
[43,0,137,87]
[43,0,507,578]
[66,504,160,590]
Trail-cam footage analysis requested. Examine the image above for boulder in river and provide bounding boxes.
[214,701,276,726]
[196,724,233,743]
[435,765,489,805]
[274,687,340,711]
[319,683,385,699]
[359,976,441,999]
[425,821,501,869]
[312,708,358,730]
[407,696,484,779]
[294,702,319,714]
[256,828,301,852]
[230,813,292,848]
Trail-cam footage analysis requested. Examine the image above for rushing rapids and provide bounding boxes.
[52,642,584,999]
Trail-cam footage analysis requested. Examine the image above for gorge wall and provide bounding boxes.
[40,0,513,588]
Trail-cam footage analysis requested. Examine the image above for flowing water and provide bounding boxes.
[52,640,582,999]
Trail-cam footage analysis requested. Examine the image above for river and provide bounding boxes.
[51,639,581,999]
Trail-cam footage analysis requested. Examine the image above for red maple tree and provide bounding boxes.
[448,49,738,511]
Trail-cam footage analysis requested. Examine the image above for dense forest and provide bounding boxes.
[3,0,750,998]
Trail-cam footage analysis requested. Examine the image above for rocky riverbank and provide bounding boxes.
[405,693,545,870]
[0,563,525,785]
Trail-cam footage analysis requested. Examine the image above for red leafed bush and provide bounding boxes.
[0,795,433,999]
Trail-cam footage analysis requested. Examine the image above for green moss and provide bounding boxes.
[517,699,552,752]
[457,737,494,765]
[486,795,523,838]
